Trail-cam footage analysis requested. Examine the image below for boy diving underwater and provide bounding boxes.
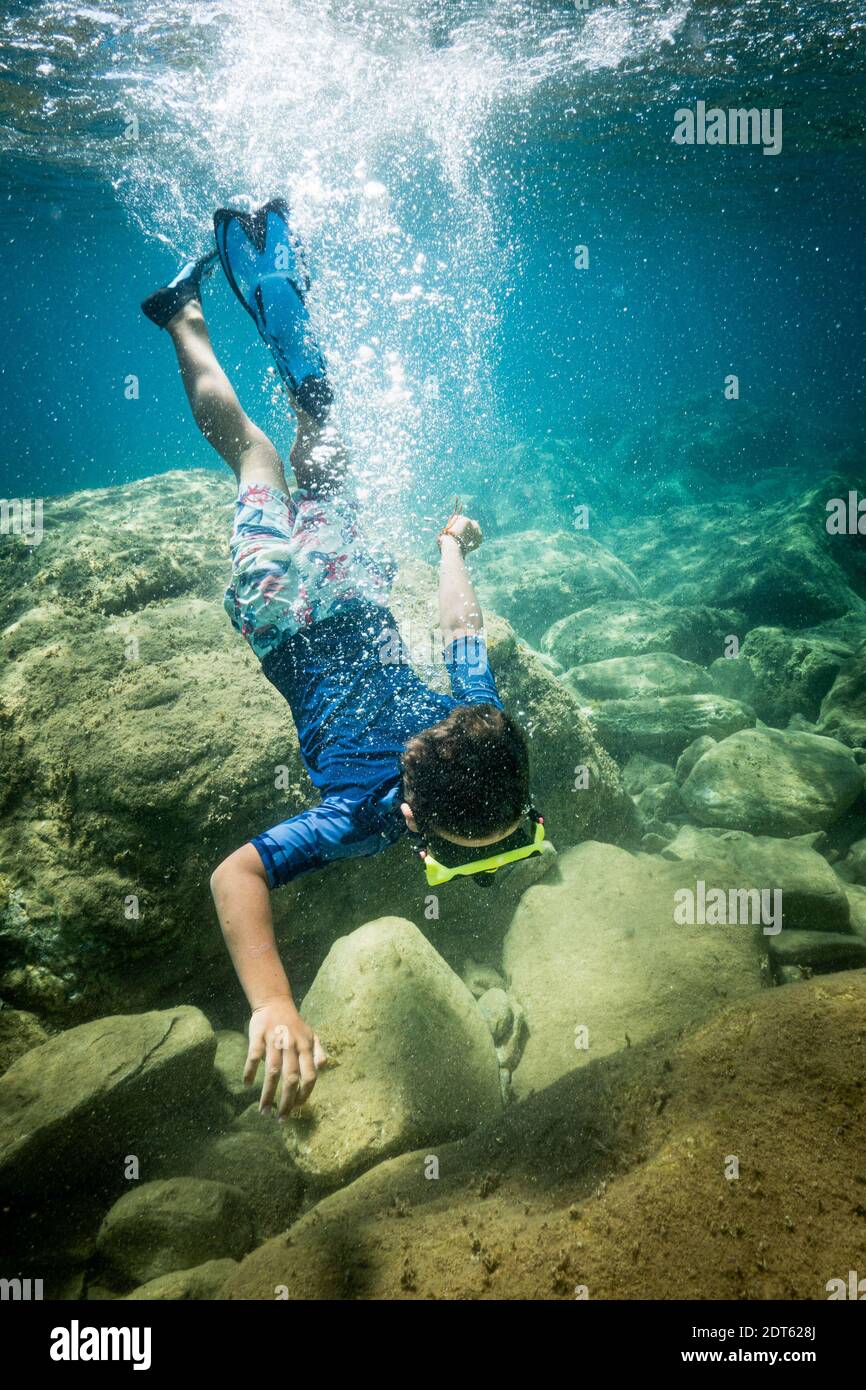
[142,200,544,1120]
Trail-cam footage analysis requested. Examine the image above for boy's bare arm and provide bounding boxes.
[210,845,325,1116]
[438,515,484,642]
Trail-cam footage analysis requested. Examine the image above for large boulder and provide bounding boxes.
[661,826,852,933]
[221,972,866,1301]
[563,652,709,701]
[708,626,852,726]
[95,1178,255,1290]
[470,530,641,646]
[541,600,741,668]
[0,472,631,1025]
[502,842,765,1099]
[283,918,502,1188]
[679,726,864,835]
[586,692,754,759]
[0,1006,217,1201]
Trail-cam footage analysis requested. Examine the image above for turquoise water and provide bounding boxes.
[1,0,864,532]
[3,0,866,1311]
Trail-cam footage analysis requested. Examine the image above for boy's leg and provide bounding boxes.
[166,301,288,491]
[166,299,349,499]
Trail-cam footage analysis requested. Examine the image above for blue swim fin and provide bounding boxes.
[213,198,333,423]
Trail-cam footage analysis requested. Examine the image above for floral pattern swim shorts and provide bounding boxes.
[224,482,398,662]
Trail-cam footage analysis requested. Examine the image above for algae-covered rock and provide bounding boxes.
[541,600,741,669]
[621,753,676,795]
[0,471,631,1024]
[674,735,717,783]
[0,1004,47,1074]
[837,837,866,885]
[661,826,851,933]
[844,883,866,940]
[213,1030,259,1111]
[615,478,866,628]
[563,651,709,702]
[96,1178,255,1290]
[284,917,502,1188]
[125,1257,238,1301]
[587,692,754,758]
[818,649,866,749]
[471,530,641,646]
[709,626,851,726]
[502,842,764,1099]
[183,1128,304,1240]
[680,726,864,835]
[0,1006,217,1200]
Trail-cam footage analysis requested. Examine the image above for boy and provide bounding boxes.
[142,201,532,1118]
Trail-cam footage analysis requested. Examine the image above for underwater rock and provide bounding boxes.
[213,1030,259,1111]
[844,884,866,940]
[661,826,851,933]
[95,1178,255,1290]
[476,988,513,1045]
[0,471,631,1025]
[221,971,866,1301]
[837,838,866,885]
[461,959,506,998]
[176,1127,304,1241]
[586,692,754,759]
[541,600,741,669]
[470,530,641,646]
[0,1004,47,1074]
[680,726,865,836]
[0,1006,217,1201]
[502,841,764,1099]
[283,918,502,1189]
[124,1258,238,1301]
[563,651,709,702]
[817,649,866,749]
[674,735,717,783]
[632,780,687,828]
[709,626,852,726]
[767,930,866,977]
[621,753,675,795]
[615,478,866,629]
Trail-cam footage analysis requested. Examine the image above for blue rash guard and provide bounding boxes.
[250,599,503,888]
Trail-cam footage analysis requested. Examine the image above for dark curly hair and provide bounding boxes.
[401,703,530,840]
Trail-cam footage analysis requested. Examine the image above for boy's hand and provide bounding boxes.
[439,514,483,555]
[245,998,327,1118]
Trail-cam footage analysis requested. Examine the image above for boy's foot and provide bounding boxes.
[141,250,219,329]
[213,198,333,423]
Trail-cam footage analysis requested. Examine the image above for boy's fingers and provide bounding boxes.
[294,1044,318,1107]
[312,1033,328,1069]
[278,1044,301,1118]
[259,1039,283,1114]
[244,1035,265,1086]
